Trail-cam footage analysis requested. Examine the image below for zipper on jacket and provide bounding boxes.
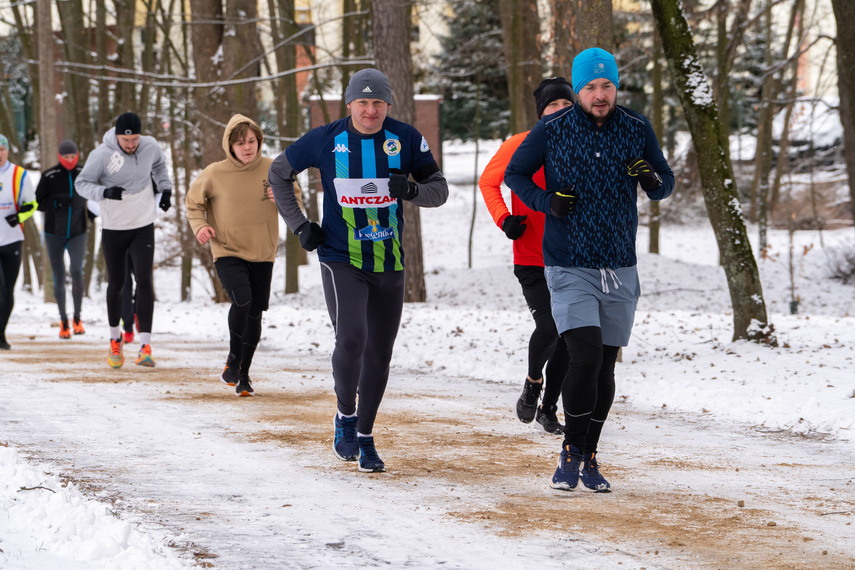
[66,171,73,238]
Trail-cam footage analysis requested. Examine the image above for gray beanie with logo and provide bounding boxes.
[345,69,393,105]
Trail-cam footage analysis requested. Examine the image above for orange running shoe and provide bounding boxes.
[123,330,135,344]
[136,344,156,367]
[59,321,71,339]
[108,338,124,368]
[72,318,85,335]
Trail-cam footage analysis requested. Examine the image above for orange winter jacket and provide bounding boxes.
[479,131,547,267]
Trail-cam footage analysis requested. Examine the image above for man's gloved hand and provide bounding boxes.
[87,210,97,222]
[549,186,577,218]
[103,186,125,200]
[19,203,34,213]
[296,221,323,251]
[5,213,19,227]
[625,158,662,191]
[388,168,419,201]
[501,214,527,240]
[159,190,172,212]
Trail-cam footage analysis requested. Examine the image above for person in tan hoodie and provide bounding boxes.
[186,114,300,396]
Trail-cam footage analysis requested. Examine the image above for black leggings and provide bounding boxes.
[561,326,620,454]
[321,261,404,435]
[515,265,567,409]
[101,224,155,333]
[0,241,23,337]
[45,232,87,322]
[215,257,273,376]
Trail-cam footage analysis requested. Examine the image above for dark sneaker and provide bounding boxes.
[333,415,359,461]
[221,353,240,386]
[235,375,254,397]
[550,444,583,491]
[536,405,564,435]
[580,452,611,492]
[357,436,386,473]
[0,337,10,350]
[515,379,542,423]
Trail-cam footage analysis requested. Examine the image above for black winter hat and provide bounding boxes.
[534,77,576,118]
[115,112,142,135]
[58,140,78,155]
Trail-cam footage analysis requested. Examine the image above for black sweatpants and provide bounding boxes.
[514,265,567,410]
[561,326,620,454]
[101,224,155,334]
[0,241,23,338]
[321,261,405,435]
[214,257,273,376]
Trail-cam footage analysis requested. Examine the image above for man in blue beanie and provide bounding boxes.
[505,47,675,493]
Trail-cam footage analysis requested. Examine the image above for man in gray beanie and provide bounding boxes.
[269,68,448,474]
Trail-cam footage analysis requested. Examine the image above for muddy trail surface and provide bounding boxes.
[3,336,854,568]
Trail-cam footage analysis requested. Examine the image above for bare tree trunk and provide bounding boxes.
[830,0,855,234]
[95,0,112,134]
[223,0,262,119]
[577,0,613,50]
[56,0,96,156]
[37,0,56,301]
[371,0,427,302]
[138,0,160,124]
[550,0,579,77]
[651,0,775,344]
[114,0,138,113]
[498,0,541,133]
[649,33,664,255]
[750,0,775,237]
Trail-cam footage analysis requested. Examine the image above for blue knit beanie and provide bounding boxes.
[572,48,620,93]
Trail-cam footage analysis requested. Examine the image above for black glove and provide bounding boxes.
[5,213,19,227]
[626,158,662,191]
[87,209,97,222]
[296,221,323,251]
[388,168,419,201]
[159,190,172,212]
[53,197,69,210]
[103,186,125,200]
[19,203,34,213]
[549,186,577,218]
[501,215,527,240]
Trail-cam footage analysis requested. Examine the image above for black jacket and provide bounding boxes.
[36,163,89,238]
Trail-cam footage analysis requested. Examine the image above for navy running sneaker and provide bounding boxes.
[515,379,542,423]
[550,444,583,491]
[333,415,359,461]
[536,405,564,435]
[357,436,386,473]
[580,452,611,492]
[235,375,254,397]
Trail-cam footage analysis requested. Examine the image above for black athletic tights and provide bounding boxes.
[561,326,620,454]
[0,241,23,338]
[101,224,155,334]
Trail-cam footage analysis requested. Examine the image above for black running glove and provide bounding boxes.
[103,186,125,200]
[159,190,172,212]
[388,168,419,201]
[296,221,323,251]
[501,215,527,240]
[5,213,19,227]
[625,158,663,191]
[549,186,577,218]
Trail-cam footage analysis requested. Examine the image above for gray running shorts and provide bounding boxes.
[544,265,640,347]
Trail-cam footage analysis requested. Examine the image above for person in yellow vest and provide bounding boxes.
[0,134,38,350]
[186,114,300,396]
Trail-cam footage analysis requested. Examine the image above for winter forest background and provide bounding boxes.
[0,0,854,340]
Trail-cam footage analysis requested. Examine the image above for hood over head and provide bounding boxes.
[222,114,264,169]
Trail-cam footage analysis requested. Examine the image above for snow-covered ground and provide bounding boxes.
[2,140,854,568]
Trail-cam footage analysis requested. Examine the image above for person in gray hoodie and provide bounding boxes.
[76,112,172,369]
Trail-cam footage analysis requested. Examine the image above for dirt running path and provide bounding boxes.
[3,336,854,568]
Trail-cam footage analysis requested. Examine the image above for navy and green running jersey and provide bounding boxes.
[285,116,437,272]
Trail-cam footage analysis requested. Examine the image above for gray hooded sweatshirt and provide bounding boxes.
[76,129,172,231]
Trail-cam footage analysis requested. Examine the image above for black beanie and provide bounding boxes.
[534,77,576,118]
[58,140,78,155]
[115,112,142,135]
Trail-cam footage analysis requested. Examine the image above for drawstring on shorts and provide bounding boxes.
[599,268,621,294]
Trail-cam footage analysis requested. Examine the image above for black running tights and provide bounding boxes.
[561,326,620,454]
[0,241,22,337]
[321,261,404,435]
[101,224,155,333]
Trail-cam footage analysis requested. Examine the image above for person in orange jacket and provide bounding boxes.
[479,77,576,434]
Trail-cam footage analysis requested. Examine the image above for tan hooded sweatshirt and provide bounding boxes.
[186,114,300,263]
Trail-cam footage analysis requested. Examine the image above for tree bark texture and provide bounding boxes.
[549,0,580,77]
[371,0,427,302]
[223,0,262,119]
[576,0,613,51]
[56,0,95,156]
[114,0,138,114]
[650,0,775,344]
[498,0,541,133]
[831,0,855,230]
